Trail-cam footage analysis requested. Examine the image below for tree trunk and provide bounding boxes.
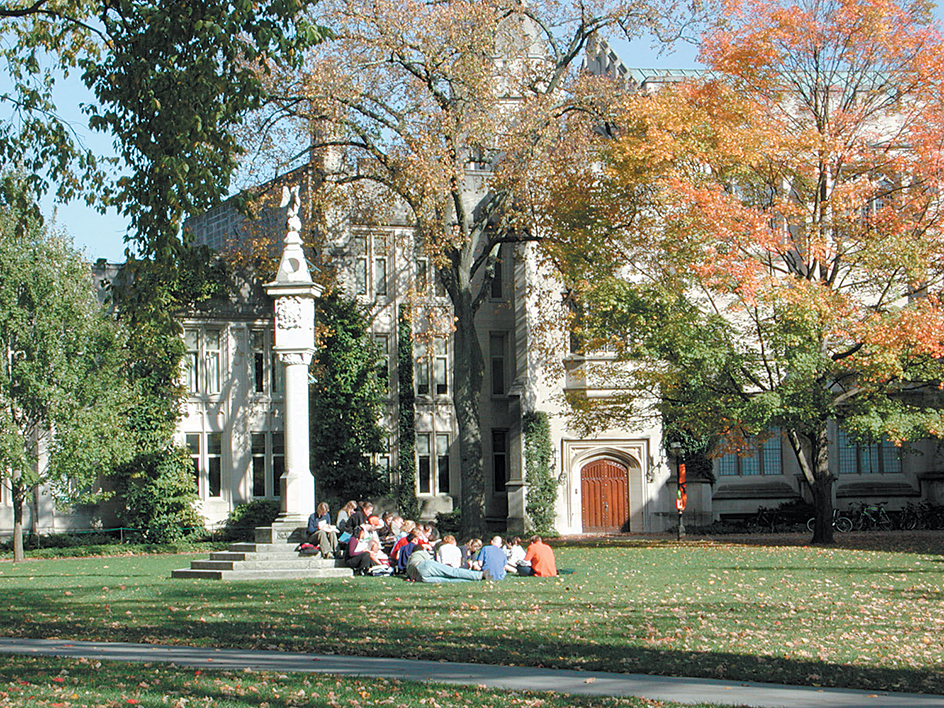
[11,479,25,563]
[788,426,834,544]
[809,464,835,544]
[452,287,486,537]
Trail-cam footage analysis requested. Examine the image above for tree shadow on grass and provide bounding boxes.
[2,584,942,697]
[555,532,944,557]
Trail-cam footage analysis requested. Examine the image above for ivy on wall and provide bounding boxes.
[524,411,558,535]
[395,304,419,520]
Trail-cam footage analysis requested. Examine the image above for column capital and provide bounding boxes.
[277,350,313,366]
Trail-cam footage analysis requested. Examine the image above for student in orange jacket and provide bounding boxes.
[523,535,557,577]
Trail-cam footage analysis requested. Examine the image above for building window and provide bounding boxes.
[433,337,448,395]
[251,329,283,395]
[251,433,266,497]
[416,259,428,294]
[183,328,224,396]
[378,454,391,484]
[417,433,449,495]
[490,333,507,395]
[437,433,450,494]
[490,245,504,299]
[418,433,432,494]
[717,430,782,476]
[208,432,222,497]
[415,340,430,396]
[837,429,901,475]
[251,431,284,497]
[184,330,199,393]
[374,257,387,297]
[492,429,508,492]
[373,334,390,393]
[187,431,225,497]
[434,269,446,297]
[272,433,285,496]
[205,331,222,394]
[355,258,368,295]
[186,434,200,491]
[251,331,266,394]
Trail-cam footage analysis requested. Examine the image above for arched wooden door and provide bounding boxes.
[581,459,629,533]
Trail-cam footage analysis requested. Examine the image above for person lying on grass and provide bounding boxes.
[405,547,483,583]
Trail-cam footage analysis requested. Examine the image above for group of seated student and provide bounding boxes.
[306,500,557,580]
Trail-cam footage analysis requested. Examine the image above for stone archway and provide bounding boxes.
[580,458,631,533]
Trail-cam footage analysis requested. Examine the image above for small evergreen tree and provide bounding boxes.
[524,412,559,535]
[310,292,389,501]
[112,446,204,543]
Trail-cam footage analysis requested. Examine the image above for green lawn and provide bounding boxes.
[1,535,942,696]
[0,655,738,708]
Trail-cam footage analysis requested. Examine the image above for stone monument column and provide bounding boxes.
[264,185,322,533]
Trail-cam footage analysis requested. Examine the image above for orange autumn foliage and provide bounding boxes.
[551,0,944,542]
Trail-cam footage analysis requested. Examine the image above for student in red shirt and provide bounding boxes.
[523,535,557,577]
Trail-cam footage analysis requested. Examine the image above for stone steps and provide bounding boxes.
[190,557,338,571]
[171,522,353,581]
[171,566,351,580]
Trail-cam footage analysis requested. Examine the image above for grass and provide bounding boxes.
[1,534,942,696]
[0,539,228,561]
[0,655,738,708]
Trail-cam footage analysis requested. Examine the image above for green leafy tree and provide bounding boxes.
[0,0,327,243]
[310,292,389,502]
[1,2,329,456]
[0,180,134,561]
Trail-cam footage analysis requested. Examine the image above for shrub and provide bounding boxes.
[111,446,205,543]
[435,508,461,536]
[219,499,282,542]
[1,531,122,551]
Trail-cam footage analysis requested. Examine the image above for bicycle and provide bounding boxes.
[898,501,924,530]
[851,502,894,531]
[806,509,854,533]
[748,507,779,533]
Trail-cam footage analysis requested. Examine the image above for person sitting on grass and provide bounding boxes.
[504,536,525,574]
[435,535,462,568]
[387,514,404,540]
[390,524,417,567]
[522,535,557,577]
[460,538,482,569]
[395,530,427,574]
[367,538,392,574]
[474,536,507,580]
[405,547,484,583]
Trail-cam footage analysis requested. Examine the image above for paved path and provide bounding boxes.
[1,638,942,708]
